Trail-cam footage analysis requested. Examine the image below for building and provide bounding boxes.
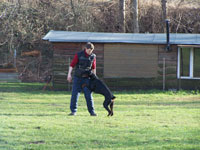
[43,30,200,90]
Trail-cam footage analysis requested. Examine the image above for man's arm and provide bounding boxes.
[91,57,96,75]
[67,66,73,82]
[67,54,78,82]
[92,68,96,75]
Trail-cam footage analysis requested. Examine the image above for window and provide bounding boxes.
[194,48,200,77]
[177,47,200,79]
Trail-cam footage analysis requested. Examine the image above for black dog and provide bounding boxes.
[82,73,116,116]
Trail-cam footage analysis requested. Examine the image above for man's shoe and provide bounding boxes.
[90,113,97,116]
[68,112,76,116]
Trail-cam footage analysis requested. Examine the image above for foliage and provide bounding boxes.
[0,0,199,81]
[0,83,200,150]
[0,0,199,53]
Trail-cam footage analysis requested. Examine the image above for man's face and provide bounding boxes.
[86,48,94,55]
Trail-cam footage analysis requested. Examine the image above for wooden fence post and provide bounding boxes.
[163,57,166,91]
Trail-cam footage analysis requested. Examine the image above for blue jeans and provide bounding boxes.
[70,76,95,114]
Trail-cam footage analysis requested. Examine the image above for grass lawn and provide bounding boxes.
[0,83,200,150]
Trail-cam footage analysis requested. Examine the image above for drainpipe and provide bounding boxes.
[165,19,171,51]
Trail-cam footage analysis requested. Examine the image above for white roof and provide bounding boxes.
[43,30,200,45]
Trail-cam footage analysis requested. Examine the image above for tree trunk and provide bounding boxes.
[132,0,139,33]
[70,0,77,29]
[119,0,126,33]
[161,0,167,32]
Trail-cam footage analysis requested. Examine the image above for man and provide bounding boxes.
[67,42,97,116]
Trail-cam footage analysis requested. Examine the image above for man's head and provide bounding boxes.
[85,42,94,55]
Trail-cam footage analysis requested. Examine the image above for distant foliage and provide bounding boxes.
[0,0,199,53]
[0,0,199,81]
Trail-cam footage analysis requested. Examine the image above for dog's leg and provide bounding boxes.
[109,97,116,116]
[109,101,114,116]
[103,100,111,116]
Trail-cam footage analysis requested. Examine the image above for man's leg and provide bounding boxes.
[82,86,96,115]
[70,77,81,114]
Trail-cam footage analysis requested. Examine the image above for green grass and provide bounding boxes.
[0,83,200,150]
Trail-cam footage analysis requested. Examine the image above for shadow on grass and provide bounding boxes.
[0,83,70,94]
[0,113,63,117]
[0,83,44,92]
[0,82,199,97]
[117,100,200,107]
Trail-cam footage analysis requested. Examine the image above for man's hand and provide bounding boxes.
[67,74,72,82]
[67,66,73,83]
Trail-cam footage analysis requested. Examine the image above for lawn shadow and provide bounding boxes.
[116,99,200,107]
[0,113,63,117]
[0,83,70,95]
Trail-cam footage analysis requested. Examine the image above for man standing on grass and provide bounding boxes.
[67,42,97,116]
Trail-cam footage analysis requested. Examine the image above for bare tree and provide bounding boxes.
[70,0,77,28]
[161,0,167,32]
[119,0,126,32]
[132,0,139,33]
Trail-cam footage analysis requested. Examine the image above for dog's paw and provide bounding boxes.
[107,111,113,117]
[110,111,113,116]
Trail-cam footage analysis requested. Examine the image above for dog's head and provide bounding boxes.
[89,73,98,80]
